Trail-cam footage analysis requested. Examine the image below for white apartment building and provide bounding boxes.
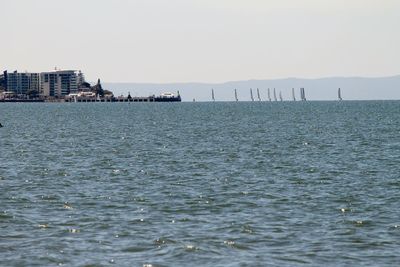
[40,70,79,97]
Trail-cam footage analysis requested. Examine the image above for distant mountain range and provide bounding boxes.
[104,75,400,101]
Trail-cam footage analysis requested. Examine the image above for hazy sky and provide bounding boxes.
[2,0,399,83]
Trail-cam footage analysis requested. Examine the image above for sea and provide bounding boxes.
[0,101,400,266]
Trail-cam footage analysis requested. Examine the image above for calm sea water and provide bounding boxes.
[1,101,400,266]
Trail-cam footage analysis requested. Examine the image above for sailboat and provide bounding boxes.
[250,88,254,101]
[257,88,261,101]
[279,91,283,101]
[267,88,271,101]
[292,88,296,101]
[338,88,342,101]
[300,88,307,101]
[211,89,215,102]
[234,89,238,102]
[273,88,277,101]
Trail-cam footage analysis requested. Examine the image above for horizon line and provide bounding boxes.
[102,74,400,85]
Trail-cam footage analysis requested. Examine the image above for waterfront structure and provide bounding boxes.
[40,70,79,97]
[1,68,182,103]
[2,71,40,95]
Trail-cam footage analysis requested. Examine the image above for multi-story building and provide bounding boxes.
[2,71,40,95]
[0,73,5,90]
[40,70,78,97]
[1,69,87,97]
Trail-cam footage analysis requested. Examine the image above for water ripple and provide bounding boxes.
[1,101,400,266]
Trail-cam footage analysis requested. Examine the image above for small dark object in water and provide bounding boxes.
[0,123,3,127]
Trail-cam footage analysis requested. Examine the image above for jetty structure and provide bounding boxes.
[338,88,342,101]
[267,88,271,101]
[292,88,296,101]
[234,89,238,101]
[257,88,261,101]
[65,91,181,102]
[250,88,254,101]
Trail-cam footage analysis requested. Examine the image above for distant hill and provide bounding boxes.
[104,75,400,101]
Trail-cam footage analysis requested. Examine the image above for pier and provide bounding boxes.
[65,95,181,103]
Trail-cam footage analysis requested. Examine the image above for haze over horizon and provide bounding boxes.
[2,0,400,85]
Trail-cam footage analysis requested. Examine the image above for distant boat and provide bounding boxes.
[338,88,342,101]
[234,89,238,102]
[279,91,283,101]
[257,88,261,101]
[300,88,307,101]
[292,88,296,101]
[212,88,215,102]
[155,92,181,102]
[267,88,271,101]
[250,88,254,101]
[273,88,277,101]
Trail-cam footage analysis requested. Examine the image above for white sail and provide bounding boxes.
[292,88,296,101]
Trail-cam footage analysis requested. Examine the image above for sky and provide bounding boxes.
[1,0,400,83]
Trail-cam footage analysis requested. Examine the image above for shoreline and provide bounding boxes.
[0,95,181,103]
